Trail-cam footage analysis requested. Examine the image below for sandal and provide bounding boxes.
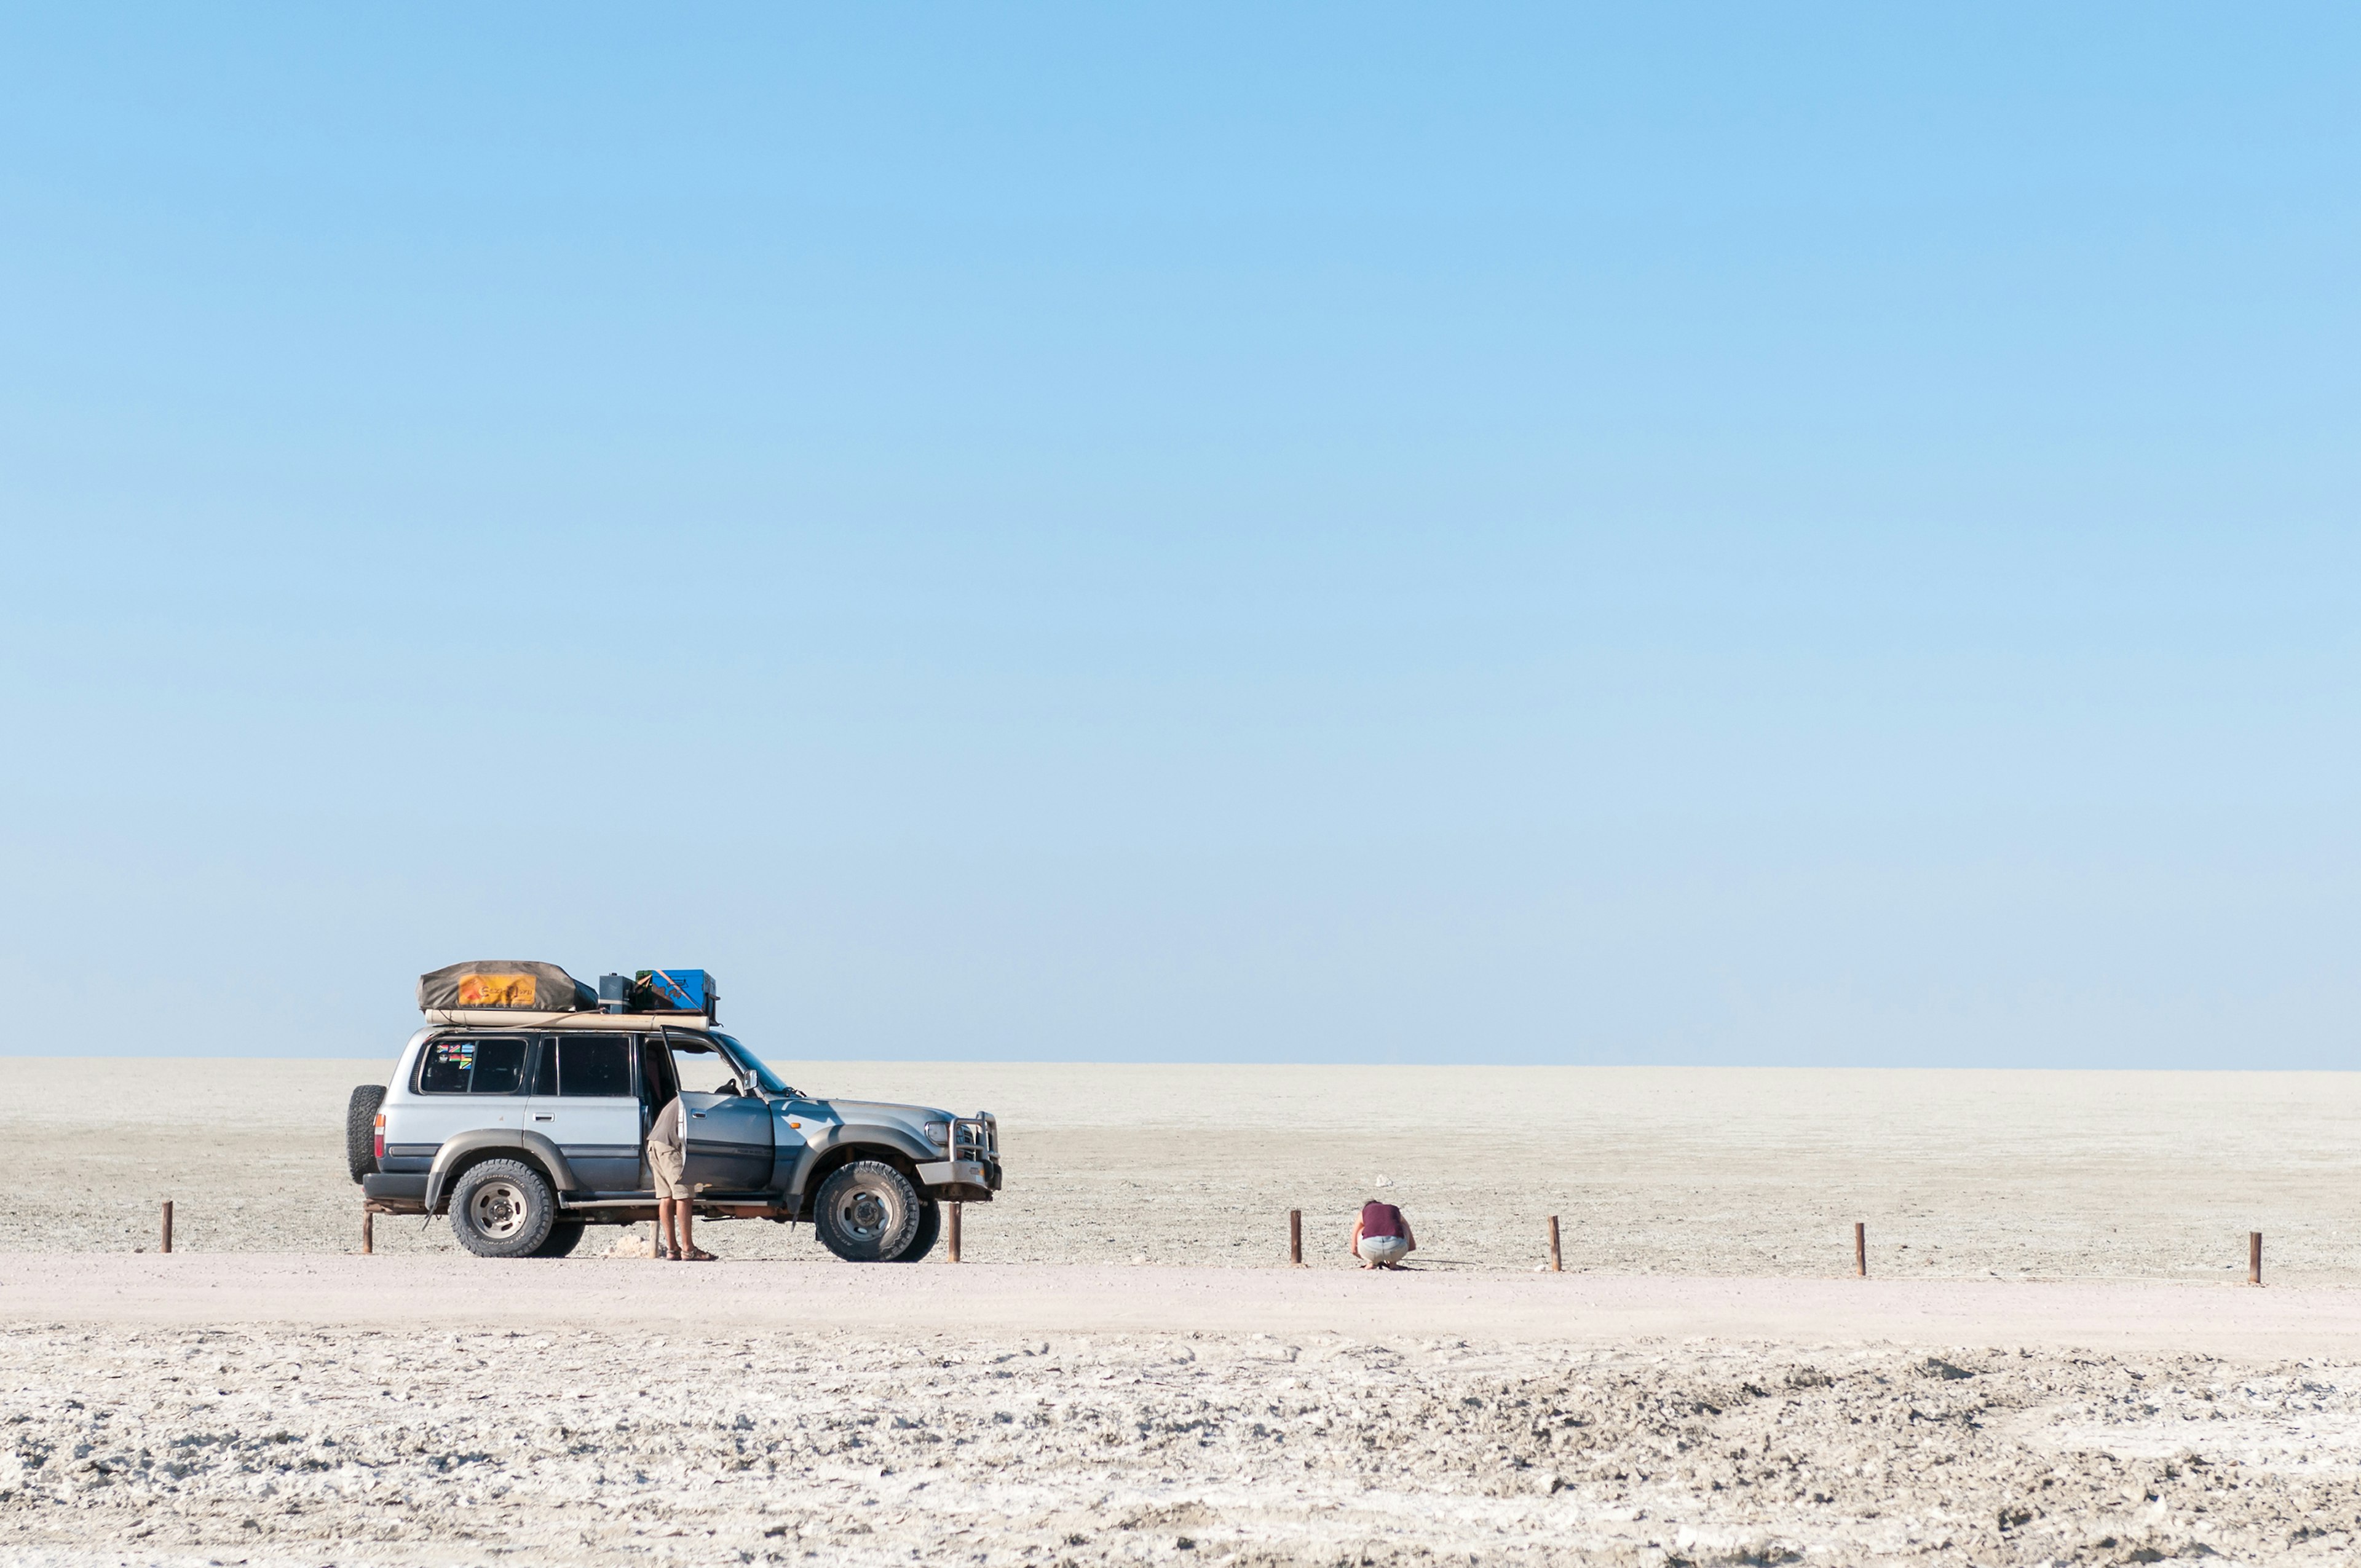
[682,1248,719,1262]
[655,1245,679,1261]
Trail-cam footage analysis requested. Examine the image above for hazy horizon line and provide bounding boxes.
[1,1051,2339,1073]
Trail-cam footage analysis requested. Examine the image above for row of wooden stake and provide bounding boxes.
[1849,1220,2266,1285]
[1283,1208,2269,1285]
[157,1199,2271,1284]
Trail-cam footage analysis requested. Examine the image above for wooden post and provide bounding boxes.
[1547,1215,1562,1272]
[2250,1231,2263,1286]
[362,1207,375,1256]
[1853,1221,1866,1278]
[160,1200,173,1255]
[1289,1208,1303,1267]
[947,1201,962,1263]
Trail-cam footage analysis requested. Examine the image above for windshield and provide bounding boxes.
[713,1033,795,1097]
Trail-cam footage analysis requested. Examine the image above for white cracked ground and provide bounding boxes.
[6,1060,2361,1564]
[4,1325,2360,1567]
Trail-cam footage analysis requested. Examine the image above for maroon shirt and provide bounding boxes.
[1359,1201,1407,1239]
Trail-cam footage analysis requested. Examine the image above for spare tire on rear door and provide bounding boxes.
[346,1085,386,1183]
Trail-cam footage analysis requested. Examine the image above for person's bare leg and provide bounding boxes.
[680,1202,699,1258]
[657,1199,676,1256]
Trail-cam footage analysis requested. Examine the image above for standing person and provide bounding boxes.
[1350,1197,1415,1270]
[647,1094,715,1261]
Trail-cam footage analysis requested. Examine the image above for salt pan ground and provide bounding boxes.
[4,1061,2359,1564]
[6,1266,2361,1567]
[6,1059,2359,1281]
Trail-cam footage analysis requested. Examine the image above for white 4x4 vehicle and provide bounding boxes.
[346,1009,999,1262]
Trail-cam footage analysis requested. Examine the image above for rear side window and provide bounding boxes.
[417,1038,531,1095]
[470,1038,528,1093]
[554,1035,633,1098]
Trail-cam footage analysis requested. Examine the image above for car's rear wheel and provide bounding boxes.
[813,1160,922,1261]
[530,1219,588,1259]
[345,1085,385,1183]
[888,1198,941,1263]
[448,1159,557,1258]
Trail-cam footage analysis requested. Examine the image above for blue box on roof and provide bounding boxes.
[635,969,716,1015]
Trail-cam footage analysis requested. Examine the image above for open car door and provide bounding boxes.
[662,1033,774,1191]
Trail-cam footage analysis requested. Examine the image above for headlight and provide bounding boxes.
[922,1121,950,1148]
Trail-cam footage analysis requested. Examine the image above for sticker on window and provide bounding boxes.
[456,973,537,1007]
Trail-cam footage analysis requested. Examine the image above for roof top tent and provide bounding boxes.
[416,960,596,1014]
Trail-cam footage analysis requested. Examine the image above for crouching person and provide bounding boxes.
[647,1096,715,1261]
[1351,1197,1415,1270]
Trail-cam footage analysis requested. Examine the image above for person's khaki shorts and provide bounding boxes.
[649,1144,690,1202]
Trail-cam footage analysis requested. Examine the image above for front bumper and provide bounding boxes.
[915,1157,1002,1200]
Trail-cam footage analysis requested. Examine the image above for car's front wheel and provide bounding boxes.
[448,1159,558,1258]
[890,1198,941,1263]
[813,1160,922,1261]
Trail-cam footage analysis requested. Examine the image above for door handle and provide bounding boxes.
[532,1114,554,1122]
[690,1112,707,1119]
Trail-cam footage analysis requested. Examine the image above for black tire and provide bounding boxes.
[888,1198,941,1263]
[812,1160,922,1262]
[345,1085,386,1183]
[530,1219,588,1259]
[448,1159,558,1259]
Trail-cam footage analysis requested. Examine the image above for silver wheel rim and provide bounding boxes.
[469,1178,531,1240]
[832,1178,898,1243]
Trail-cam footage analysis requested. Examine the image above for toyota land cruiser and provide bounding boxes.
[344,995,1000,1262]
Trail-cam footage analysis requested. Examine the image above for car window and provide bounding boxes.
[555,1035,633,1098]
[470,1038,528,1094]
[669,1040,740,1096]
[419,1039,473,1093]
[417,1037,529,1095]
[639,1038,677,1106]
[713,1034,792,1095]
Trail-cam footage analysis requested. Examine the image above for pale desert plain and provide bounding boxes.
[6,1058,2361,1567]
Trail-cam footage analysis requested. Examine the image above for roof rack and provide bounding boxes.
[421,1009,719,1031]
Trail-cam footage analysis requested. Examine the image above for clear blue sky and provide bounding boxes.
[2,7,2354,1065]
